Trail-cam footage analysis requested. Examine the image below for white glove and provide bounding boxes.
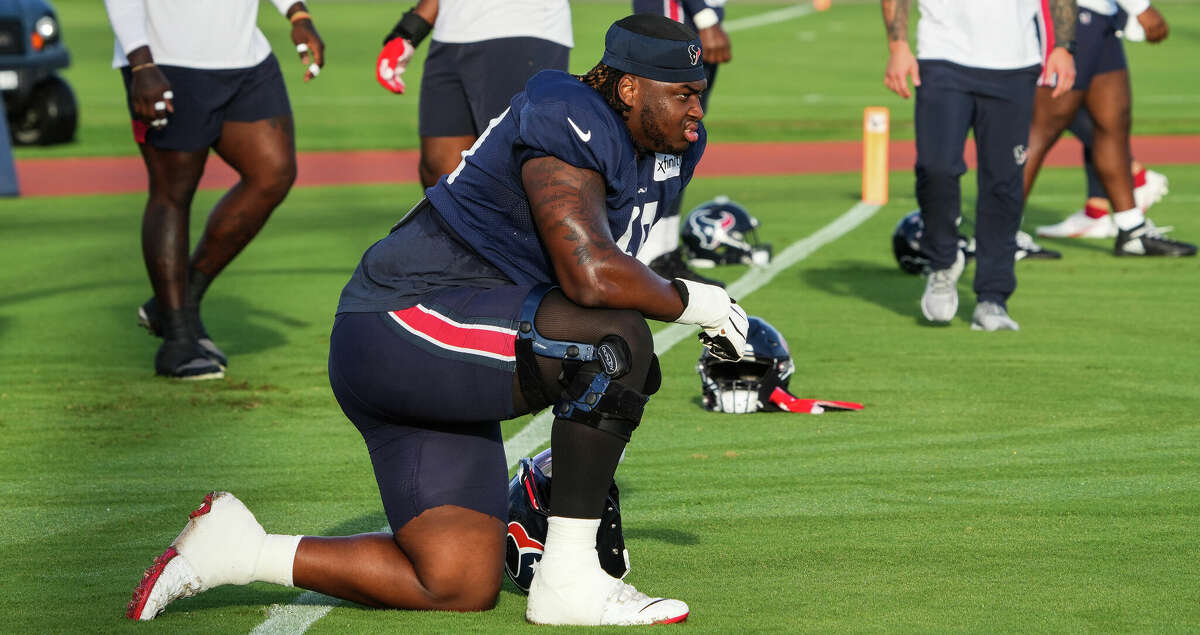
[672,278,749,362]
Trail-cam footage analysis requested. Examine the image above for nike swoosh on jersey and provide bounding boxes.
[567,117,592,143]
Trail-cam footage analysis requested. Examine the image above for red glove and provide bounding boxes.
[377,37,415,94]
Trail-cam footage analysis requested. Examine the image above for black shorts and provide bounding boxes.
[328,284,536,530]
[419,37,569,137]
[121,54,292,151]
[1072,9,1127,90]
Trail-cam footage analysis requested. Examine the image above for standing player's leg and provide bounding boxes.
[1021,86,1086,204]
[1035,109,1119,238]
[200,115,297,284]
[138,144,224,378]
[1039,110,1169,239]
[192,54,298,322]
[136,56,296,371]
[913,62,973,324]
[1086,70,1194,255]
[968,67,1038,331]
[122,64,226,379]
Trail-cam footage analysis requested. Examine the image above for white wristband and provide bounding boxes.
[672,278,730,330]
[693,8,719,30]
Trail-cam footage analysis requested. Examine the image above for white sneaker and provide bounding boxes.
[921,249,964,324]
[1134,169,1169,211]
[526,561,689,625]
[126,492,267,620]
[1036,210,1118,239]
[971,302,1020,331]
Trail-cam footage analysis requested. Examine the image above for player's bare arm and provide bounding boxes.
[1045,0,1077,98]
[881,0,919,99]
[698,24,730,64]
[123,45,172,123]
[1138,5,1168,43]
[1049,0,1076,48]
[285,2,324,81]
[881,0,911,43]
[522,155,685,321]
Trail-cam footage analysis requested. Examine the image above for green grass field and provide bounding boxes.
[2,1,1199,632]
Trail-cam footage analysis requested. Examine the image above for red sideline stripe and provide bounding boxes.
[389,305,516,361]
[14,137,1200,197]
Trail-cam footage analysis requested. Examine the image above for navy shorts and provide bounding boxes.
[1072,9,1127,90]
[419,37,569,137]
[328,284,536,530]
[121,54,292,152]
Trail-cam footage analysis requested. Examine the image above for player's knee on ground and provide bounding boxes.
[414,561,502,611]
[396,507,505,611]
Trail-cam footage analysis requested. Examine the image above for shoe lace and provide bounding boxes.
[976,302,1005,318]
[928,268,957,294]
[612,581,652,606]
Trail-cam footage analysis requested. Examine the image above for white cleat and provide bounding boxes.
[526,562,689,626]
[1035,209,1118,239]
[126,491,266,620]
[601,580,690,625]
[920,249,964,324]
[1134,169,1169,211]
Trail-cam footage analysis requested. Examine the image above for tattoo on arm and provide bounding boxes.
[523,157,620,268]
[881,0,912,43]
[1048,0,1076,46]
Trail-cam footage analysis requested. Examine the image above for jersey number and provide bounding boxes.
[616,201,659,255]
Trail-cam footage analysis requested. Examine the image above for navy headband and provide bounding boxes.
[600,20,706,84]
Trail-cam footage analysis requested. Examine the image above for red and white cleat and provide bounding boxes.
[1036,209,1118,239]
[125,491,267,620]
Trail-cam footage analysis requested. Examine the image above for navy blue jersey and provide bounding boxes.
[337,70,706,314]
[427,70,706,286]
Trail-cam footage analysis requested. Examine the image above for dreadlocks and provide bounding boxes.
[577,63,631,120]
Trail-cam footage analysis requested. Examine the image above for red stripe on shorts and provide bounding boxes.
[389,305,516,361]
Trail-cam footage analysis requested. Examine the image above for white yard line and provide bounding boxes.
[251,200,882,634]
[723,4,814,32]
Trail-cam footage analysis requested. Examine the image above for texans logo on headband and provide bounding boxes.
[601,15,708,83]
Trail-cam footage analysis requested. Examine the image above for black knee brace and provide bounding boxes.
[514,285,651,441]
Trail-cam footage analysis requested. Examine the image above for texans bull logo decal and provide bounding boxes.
[505,521,545,592]
[688,44,702,66]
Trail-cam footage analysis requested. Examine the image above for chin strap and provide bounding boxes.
[768,387,864,414]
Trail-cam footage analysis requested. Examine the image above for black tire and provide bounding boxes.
[10,75,78,146]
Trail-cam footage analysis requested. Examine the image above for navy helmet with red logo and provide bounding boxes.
[682,196,772,268]
[504,448,630,592]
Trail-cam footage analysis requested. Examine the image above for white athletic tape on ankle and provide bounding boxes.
[254,534,303,587]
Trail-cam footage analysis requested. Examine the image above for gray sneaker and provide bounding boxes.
[971,302,1020,331]
[921,249,964,323]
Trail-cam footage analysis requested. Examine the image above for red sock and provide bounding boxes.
[1133,167,1147,188]
[1084,202,1110,219]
